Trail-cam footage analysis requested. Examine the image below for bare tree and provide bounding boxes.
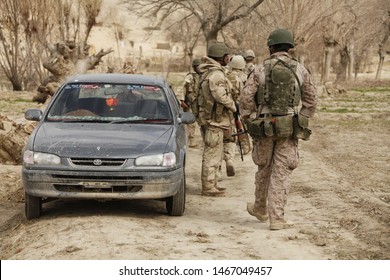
[33,0,113,103]
[375,7,390,79]
[166,16,204,71]
[259,0,338,65]
[0,0,113,95]
[0,0,32,90]
[120,0,265,47]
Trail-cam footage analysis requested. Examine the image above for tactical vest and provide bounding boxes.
[256,57,301,115]
[198,68,231,123]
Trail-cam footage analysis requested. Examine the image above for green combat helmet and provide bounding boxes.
[207,42,229,58]
[267,29,294,48]
[192,58,201,67]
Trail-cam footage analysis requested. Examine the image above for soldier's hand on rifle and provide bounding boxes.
[180,100,188,110]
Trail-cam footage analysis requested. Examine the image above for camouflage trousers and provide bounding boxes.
[216,141,236,180]
[186,122,197,146]
[223,141,236,162]
[201,125,224,191]
[251,137,299,223]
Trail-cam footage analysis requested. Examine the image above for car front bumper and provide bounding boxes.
[22,167,183,200]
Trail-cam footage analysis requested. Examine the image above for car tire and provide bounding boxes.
[25,192,42,220]
[166,171,186,216]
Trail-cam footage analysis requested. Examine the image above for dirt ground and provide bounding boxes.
[0,80,389,260]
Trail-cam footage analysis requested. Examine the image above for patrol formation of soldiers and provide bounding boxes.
[180,28,317,230]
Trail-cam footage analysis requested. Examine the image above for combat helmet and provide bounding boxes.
[230,55,245,70]
[267,29,294,47]
[207,42,229,58]
[243,49,255,59]
[192,58,201,67]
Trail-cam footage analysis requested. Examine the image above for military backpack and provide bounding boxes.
[244,57,312,140]
[256,57,301,115]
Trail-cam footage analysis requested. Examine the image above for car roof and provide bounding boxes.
[65,73,168,86]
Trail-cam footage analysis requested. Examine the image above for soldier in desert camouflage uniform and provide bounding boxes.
[243,49,256,78]
[227,54,252,156]
[197,42,237,196]
[240,29,317,230]
[216,55,248,178]
[181,58,202,147]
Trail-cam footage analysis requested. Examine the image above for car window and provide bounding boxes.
[47,83,173,123]
[166,85,181,117]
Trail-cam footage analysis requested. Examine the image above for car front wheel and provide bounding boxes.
[25,192,42,220]
[166,171,186,216]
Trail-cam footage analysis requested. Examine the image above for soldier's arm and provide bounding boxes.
[183,74,194,95]
[209,71,236,112]
[180,74,194,109]
[298,65,317,118]
[240,67,260,118]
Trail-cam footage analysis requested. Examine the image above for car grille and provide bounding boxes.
[70,158,126,166]
[53,184,142,193]
[51,174,144,193]
[52,174,143,181]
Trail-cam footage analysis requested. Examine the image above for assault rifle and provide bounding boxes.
[232,104,248,161]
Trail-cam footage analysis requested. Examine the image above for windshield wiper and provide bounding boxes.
[56,119,111,123]
[109,119,147,124]
[110,119,172,124]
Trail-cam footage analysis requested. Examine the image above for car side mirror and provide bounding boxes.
[179,111,195,124]
[25,109,43,121]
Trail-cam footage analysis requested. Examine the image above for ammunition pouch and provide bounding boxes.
[245,114,311,140]
[292,114,312,141]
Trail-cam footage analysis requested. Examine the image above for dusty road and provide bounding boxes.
[0,86,389,260]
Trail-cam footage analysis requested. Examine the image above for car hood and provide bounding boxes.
[32,122,174,158]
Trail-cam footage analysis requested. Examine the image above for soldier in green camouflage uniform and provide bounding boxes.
[181,58,201,147]
[197,42,237,196]
[241,29,317,230]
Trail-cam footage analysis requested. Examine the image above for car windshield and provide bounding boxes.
[47,83,172,123]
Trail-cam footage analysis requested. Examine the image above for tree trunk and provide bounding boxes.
[11,80,23,91]
[336,46,349,82]
[0,115,35,164]
[375,50,385,80]
[206,30,219,49]
[322,45,335,83]
[348,43,354,80]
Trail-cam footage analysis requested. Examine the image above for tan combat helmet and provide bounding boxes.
[230,55,246,70]
[243,49,255,60]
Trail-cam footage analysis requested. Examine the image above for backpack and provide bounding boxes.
[256,57,301,115]
[197,68,229,123]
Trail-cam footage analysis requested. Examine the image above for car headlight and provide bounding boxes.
[23,150,61,165]
[135,152,176,167]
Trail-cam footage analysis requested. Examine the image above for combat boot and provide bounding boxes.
[202,187,225,197]
[226,160,235,177]
[246,202,268,222]
[269,220,294,230]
